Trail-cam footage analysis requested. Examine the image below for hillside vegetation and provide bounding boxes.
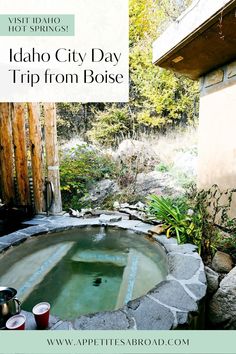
[56,0,198,146]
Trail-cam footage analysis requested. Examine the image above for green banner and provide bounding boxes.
[0,15,74,36]
[0,330,236,354]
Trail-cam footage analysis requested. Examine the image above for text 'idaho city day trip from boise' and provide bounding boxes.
[8,47,124,86]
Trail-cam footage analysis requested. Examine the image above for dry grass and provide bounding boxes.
[139,127,198,166]
[60,128,198,171]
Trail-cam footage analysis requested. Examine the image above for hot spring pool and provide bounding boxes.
[0,227,167,320]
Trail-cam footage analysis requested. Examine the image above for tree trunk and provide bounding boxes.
[0,103,15,204]
[12,103,31,206]
[44,103,62,214]
[28,103,44,213]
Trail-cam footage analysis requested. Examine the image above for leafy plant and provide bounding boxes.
[187,184,236,258]
[172,170,196,189]
[148,185,236,260]
[147,194,201,248]
[155,162,170,173]
[87,107,133,147]
[59,144,116,210]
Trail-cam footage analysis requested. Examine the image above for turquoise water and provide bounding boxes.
[23,251,124,319]
[0,227,167,320]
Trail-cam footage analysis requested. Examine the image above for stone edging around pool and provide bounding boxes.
[0,215,207,330]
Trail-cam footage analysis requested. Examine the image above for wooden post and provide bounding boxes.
[44,103,62,214]
[12,103,31,206]
[28,103,44,213]
[0,103,15,204]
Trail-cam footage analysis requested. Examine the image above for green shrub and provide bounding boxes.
[87,107,133,147]
[147,194,202,250]
[187,185,236,258]
[148,185,236,260]
[172,170,196,189]
[155,162,171,173]
[59,144,116,210]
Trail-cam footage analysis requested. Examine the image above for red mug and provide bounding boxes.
[32,302,50,329]
[6,314,26,330]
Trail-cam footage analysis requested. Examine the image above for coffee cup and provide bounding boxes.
[6,313,26,330]
[32,302,50,329]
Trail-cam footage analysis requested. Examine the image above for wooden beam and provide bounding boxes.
[44,103,62,214]
[0,103,15,204]
[12,103,31,206]
[28,103,44,213]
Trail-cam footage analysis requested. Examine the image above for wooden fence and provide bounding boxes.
[0,102,62,214]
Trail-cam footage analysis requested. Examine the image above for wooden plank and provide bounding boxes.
[0,103,15,204]
[12,103,31,206]
[44,103,62,214]
[27,103,44,213]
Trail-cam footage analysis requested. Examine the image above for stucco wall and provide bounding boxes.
[198,61,236,215]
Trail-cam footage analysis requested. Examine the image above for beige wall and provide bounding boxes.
[198,65,236,215]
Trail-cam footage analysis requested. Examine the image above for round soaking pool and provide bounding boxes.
[0,227,167,320]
